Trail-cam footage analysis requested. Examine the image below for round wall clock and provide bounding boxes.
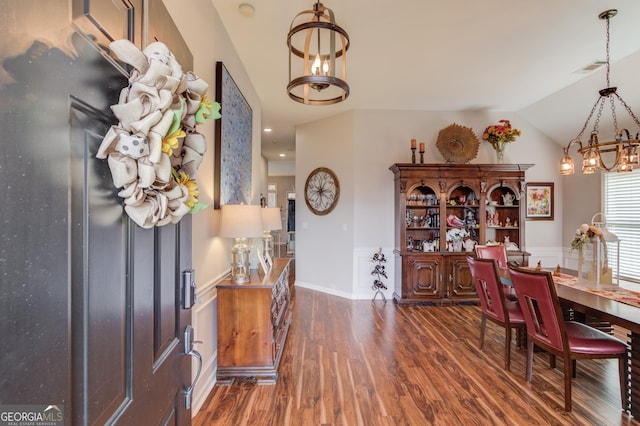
[304,167,340,215]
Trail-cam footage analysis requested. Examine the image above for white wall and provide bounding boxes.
[297,109,567,299]
[269,160,295,176]
[295,112,355,297]
[162,0,263,415]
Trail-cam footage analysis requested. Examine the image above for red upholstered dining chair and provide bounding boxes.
[507,264,628,412]
[475,245,508,269]
[466,255,525,371]
[475,244,515,300]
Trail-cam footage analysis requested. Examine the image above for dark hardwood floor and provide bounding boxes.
[194,287,639,425]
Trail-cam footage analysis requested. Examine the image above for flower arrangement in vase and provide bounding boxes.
[482,119,522,163]
[571,224,594,251]
[571,223,610,283]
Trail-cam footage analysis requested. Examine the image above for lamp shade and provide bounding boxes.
[261,207,282,231]
[219,204,264,238]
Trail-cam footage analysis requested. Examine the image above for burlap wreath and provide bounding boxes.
[97,40,220,228]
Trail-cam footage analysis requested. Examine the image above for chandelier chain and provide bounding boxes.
[609,95,618,134]
[561,9,640,175]
[575,99,600,140]
[617,94,640,130]
[572,9,640,143]
[593,99,605,136]
[605,14,611,88]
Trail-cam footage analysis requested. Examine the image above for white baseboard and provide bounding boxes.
[294,280,354,299]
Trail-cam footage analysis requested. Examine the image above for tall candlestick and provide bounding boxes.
[419,142,425,153]
[411,148,416,163]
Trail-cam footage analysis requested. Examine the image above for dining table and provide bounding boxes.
[500,267,640,417]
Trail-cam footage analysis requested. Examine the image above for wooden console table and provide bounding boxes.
[216,258,292,384]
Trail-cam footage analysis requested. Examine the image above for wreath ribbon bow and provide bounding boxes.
[97,40,220,228]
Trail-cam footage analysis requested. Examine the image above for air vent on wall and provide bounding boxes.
[574,60,607,74]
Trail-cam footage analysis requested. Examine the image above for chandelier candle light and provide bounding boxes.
[482,120,522,164]
[560,9,640,175]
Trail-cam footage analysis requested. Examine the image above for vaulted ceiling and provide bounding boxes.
[210,0,640,162]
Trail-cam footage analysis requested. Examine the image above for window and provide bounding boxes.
[603,170,640,283]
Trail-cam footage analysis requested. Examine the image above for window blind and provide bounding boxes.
[603,170,640,283]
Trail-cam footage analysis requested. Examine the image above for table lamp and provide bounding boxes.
[219,204,264,283]
[261,207,283,268]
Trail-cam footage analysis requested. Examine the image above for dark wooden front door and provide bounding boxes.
[0,1,194,424]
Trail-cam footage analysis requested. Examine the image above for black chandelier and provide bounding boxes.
[560,9,640,175]
[286,1,350,105]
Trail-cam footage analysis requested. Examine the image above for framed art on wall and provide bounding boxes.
[525,182,554,220]
[214,61,253,208]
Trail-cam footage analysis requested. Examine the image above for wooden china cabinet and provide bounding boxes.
[390,163,532,305]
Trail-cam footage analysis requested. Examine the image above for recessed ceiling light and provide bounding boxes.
[279,153,286,157]
[239,3,255,18]
[263,128,272,132]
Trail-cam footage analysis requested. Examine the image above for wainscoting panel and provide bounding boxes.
[190,275,224,416]
[526,246,564,270]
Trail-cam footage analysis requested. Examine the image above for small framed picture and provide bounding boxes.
[525,182,554,220]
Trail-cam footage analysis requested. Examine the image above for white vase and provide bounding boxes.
[494,141,506,164]
[453,240,463,252]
